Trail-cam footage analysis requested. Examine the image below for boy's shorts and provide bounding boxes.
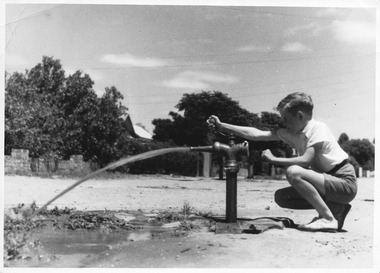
[323,162,357,204]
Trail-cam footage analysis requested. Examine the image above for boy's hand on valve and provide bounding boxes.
[207,115,221,131]
[261,149,275,163]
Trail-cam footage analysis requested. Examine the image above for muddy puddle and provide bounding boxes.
[30,224,167,255]
[4,205,211,267]
[32,213,183,252]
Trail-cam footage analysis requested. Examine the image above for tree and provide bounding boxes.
[5,72,42,155]
[152,118,177,144]
[5,58,66,161]
[338,133,349,145]
[5,56,130,168]
[153,91,260,146]
[59,71,99,159]
[90,86,128,166]
[26,57,67,161]
[341,138,375,171]
[27,56,66,99]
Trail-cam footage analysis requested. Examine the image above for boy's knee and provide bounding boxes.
[285,165,303,185]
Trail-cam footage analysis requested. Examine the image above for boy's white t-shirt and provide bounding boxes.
[276,119,348,173]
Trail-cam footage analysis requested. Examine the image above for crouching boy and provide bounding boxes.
[207,92,357,231]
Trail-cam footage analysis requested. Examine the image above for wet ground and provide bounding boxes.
[4,205,212,267]
[3,174,377,268]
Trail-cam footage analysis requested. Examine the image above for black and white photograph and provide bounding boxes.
[2,0,378,270]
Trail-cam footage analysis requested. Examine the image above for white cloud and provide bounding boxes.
[332,20,376,44]
[101,53,169,67]
[161,71,239,90]
[281,42,312,53]
[237,45,272,52]
[5,53,30,72]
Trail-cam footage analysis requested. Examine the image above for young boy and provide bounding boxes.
[207,92,357,231]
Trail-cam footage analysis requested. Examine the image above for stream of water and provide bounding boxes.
[35,147,191,214]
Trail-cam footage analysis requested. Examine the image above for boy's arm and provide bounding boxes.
[207,115,279,141]
[262,143,322,168]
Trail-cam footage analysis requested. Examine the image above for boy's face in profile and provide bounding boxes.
[280,109,306,134]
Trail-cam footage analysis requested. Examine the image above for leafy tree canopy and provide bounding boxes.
[153,91,260,146]
[338,132,349,145]
[5,56,128,167]
[339,133,375,171]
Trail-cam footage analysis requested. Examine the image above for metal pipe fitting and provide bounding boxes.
[190,141,249,158]
[189,145,214,152]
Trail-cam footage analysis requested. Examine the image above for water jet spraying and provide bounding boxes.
[33,147,191,216]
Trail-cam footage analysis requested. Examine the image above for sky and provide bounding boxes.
[2,1,378,141]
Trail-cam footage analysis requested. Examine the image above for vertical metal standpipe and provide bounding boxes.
[225,134,239,223]
[225,166,238,222]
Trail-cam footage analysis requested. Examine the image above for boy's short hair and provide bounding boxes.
[276,92,313,116]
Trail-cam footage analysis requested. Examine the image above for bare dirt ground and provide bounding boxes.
[3,174,376,268]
